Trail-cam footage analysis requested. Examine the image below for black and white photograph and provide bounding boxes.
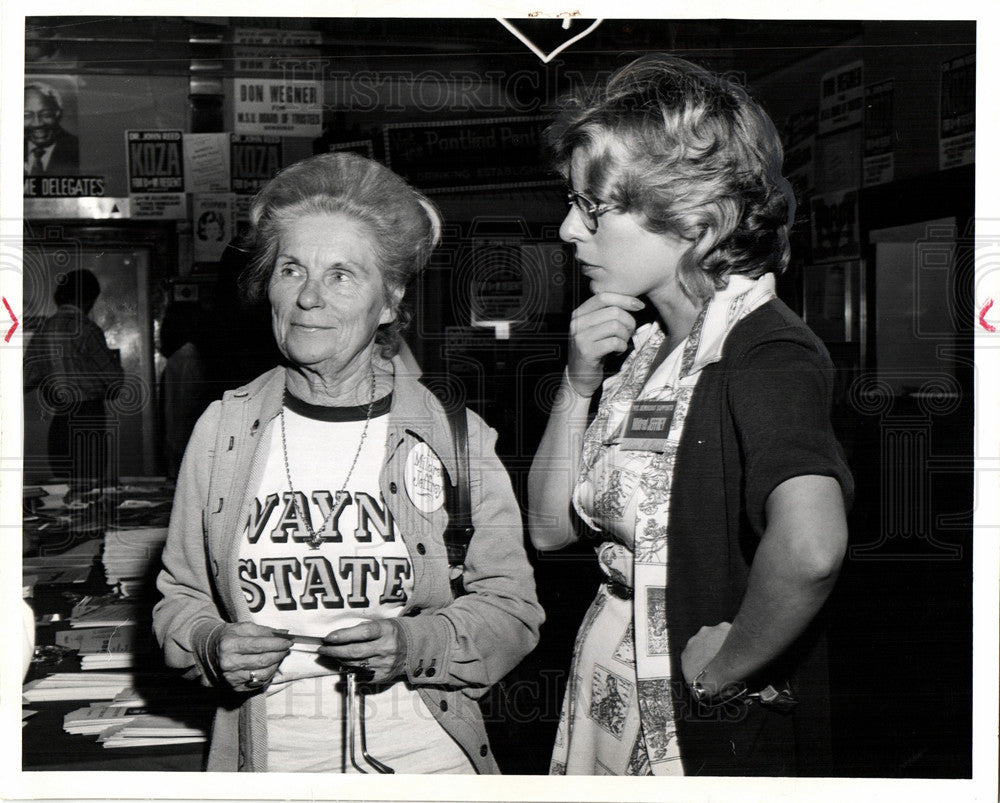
[23,75,80,177]
[2,5,997,803]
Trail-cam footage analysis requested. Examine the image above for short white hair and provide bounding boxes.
[25,81,63,112]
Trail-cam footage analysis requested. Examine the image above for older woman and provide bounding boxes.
[154,152,542,773]
[528,55,853,776]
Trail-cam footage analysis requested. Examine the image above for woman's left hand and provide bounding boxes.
[318,620,406,684]
[681,621,731,685]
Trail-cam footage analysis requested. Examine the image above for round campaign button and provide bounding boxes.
[404,442,446,513]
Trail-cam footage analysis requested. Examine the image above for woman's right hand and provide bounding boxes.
[210,622,293,692]
[567,292,645,397]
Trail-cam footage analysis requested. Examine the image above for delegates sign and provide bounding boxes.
[383,116,558,192]
[233,78,323,137]
[24,176,105,198]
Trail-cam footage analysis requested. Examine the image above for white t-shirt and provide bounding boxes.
[239,391,473,773]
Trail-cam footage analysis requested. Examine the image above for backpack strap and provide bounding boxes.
[420,379,475,597]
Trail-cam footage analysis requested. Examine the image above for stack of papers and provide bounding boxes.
[24,481,175,547]
[63,703,152,735]
[23,486,48,513]
[101,527,169,589]
[69,594,141,629]
[22,538,102,595]
[63,692,212,748]
[80,653,136,670]
[109,485,174,529]
[22,672,149,703]
[34,484,70,510]
[55,625,138,652]
[56,624,146,670]
[98,716,208,748]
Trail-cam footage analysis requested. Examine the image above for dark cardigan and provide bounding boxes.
[666,298,854,776]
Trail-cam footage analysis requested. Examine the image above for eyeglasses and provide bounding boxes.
[566,189,622,233]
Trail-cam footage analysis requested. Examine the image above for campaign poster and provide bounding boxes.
[231,134,282,224]
[126,130,186,219]
[939,52,975,170]
[230,134,282,194]
[233,78,323,137]
[192,194,235,263]
[184,133,231,195]
[383,116,559,192]
[810,189,861,263]
[818,60,864,136]
[24,74,81,178]
[233,26,322,76]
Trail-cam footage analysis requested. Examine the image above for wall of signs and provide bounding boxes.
[747,28,973,367]
[23,24,974,287]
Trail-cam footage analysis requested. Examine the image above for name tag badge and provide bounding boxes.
[619,400,676,452]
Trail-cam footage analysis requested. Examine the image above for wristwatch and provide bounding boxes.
[689,668,747,705]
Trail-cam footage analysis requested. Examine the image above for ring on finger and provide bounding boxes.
[246,671,265,688]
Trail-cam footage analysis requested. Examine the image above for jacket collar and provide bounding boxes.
[223,364,286,421]
[684,273,776,376]
[385,361,461,487]
[224,358,461,486]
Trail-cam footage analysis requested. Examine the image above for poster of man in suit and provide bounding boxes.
[24,76,80,176]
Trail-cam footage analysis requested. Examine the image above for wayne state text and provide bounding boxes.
[240,490,413,612]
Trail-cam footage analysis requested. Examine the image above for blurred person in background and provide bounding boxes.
[159,301,212,479]
[24,268,122,487]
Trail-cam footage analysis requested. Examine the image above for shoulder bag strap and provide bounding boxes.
[419,379,475,597]
[443,405,474,597]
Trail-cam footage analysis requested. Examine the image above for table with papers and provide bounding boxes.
[22,479,213,772]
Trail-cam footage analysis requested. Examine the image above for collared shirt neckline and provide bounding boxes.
[630,273,777,382]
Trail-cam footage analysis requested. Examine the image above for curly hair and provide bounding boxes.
[546,54,795,302]
[240,152,442,357]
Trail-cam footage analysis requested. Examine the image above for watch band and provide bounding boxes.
[690,670,800,712]
[689,668,748,706]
